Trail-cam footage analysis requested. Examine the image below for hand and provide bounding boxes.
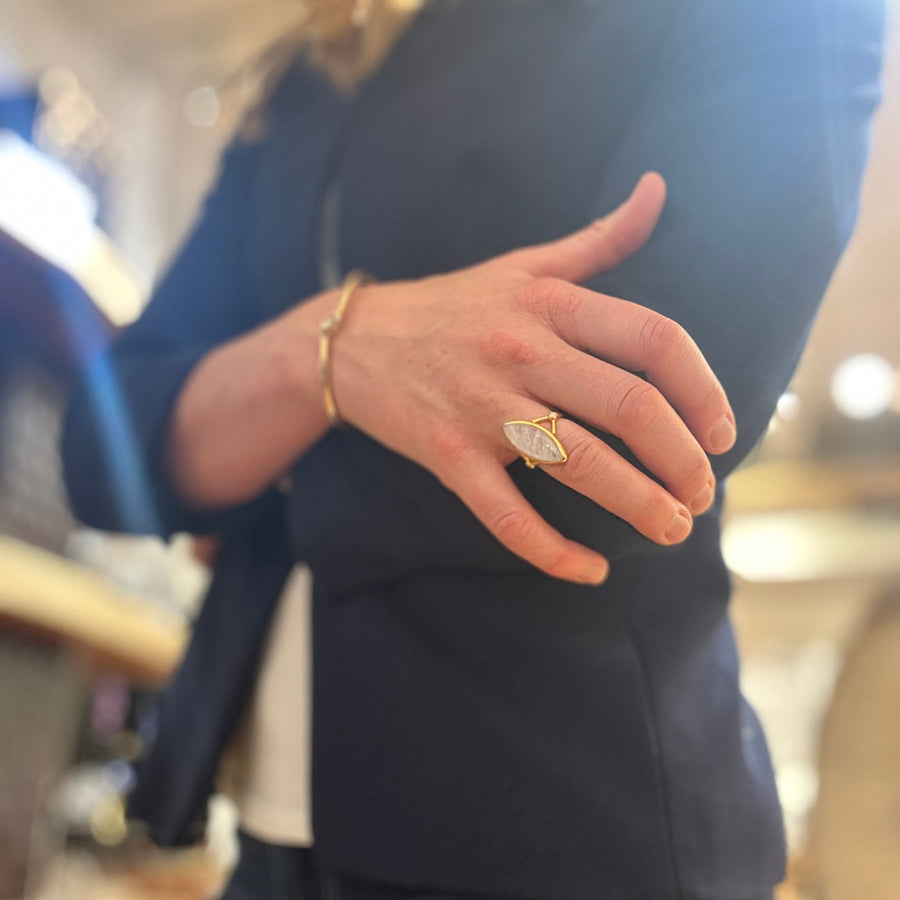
[330,173,735,585]
[173,173,732,582]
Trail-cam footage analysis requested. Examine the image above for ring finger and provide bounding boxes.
[499,399,695,547]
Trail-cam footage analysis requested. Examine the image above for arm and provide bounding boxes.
[146,170,731,576]
[509,0,885,556]
[594,0,885,473]
[64,0,883,580]
[61,136,276,536]
[299,0,884,578]
[64,163,733,581]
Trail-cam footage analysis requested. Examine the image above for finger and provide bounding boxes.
[527,343,715,513]
[444,453,610,585]
[497,399,697,544]
[534,283,736,456]
[505,172,666,284]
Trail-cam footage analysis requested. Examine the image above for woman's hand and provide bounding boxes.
[168,173,732,584]
[328,173,735,584]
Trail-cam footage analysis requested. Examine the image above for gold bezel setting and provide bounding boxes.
[502,412,568,468]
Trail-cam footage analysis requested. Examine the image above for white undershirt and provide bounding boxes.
[216,564,314,846]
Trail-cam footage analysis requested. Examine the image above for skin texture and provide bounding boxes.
[166,173,735,585]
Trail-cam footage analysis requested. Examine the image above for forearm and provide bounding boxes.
[165,290,334,509]
[69,178,731,578]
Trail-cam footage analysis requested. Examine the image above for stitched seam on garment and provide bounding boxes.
[624,557,682,900]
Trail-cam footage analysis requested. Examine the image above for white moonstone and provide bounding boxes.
[502,422,566,464]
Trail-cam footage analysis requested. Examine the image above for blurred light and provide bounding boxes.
[38,66,80,106]
[775,391,800,421]
[777,762,819,817]
[767,391,800,435]
[723,514,817,581]
[0,129,142,324]
[109,730,145,763]
[207,794,241,872]
[103,759,136,795]
[776,762,819,828]
[723,510,900,582]
[0,129,97,268]
[830,353,896,420]
[84,117,110,151]
[184,86,221,128]
[90,795,128,846]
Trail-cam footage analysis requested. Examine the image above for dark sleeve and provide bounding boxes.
[513,0,885,558]
[61,135,279,537]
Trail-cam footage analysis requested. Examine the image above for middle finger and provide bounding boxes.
[526,340,716,514]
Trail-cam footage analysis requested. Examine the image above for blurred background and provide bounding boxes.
[0,1,898,899]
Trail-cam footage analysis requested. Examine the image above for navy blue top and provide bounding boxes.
[62,1,884,898]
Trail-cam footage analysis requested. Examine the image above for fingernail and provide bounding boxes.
[708,415,736,453]
[689,479,715,515]
[665,508,693,544]
[578,562,609,585]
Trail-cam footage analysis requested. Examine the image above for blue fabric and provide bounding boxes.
[220,832,776,900]
[62,1,885,898]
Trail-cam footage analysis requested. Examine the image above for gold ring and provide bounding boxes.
[502,412,568,469]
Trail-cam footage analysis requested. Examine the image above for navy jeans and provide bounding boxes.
[219,831,776,900]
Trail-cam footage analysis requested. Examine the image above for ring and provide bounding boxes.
[502,412,568,469]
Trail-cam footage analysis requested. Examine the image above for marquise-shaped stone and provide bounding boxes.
[502,421,567,465]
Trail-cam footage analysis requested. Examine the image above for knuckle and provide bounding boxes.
[613,380,665,434]
[490,507,574,579]
[625,485,686,543]
[428,422,470,470]
[639,314,692,364]
[449,371,490,411]
[675,458,712,498]
[684,456,712,487]
[490,506,535,548]
[699,381,726,413]
[541,546,580,580]
[476,328,546,369]
[589,213,627,252]
[551,291,583,326]
[517,276,573,316]
[560,433,609,485]
[632,495,671,540]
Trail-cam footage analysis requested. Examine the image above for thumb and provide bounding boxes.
[509,171,666,284]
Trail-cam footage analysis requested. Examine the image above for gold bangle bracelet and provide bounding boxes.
[318,269,371,426]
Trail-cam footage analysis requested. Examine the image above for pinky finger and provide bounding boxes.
[448,455,610,585]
